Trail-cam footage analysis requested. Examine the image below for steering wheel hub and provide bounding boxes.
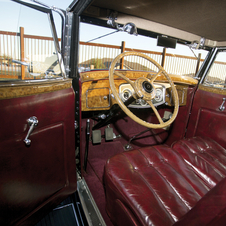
[134,77,155,100]
[142,81,153,93]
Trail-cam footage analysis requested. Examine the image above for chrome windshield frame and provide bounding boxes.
[11,0,67,78]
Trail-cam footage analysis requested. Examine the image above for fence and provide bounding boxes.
[0,28,59,80]
[1,27,223,81]
[78,41,203,77]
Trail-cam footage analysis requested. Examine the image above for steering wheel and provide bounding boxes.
[109,51,179,129]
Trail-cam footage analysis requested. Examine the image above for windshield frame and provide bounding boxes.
[10,0,67,79]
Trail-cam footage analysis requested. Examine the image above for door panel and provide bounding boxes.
[0,79,77,225]
[186,85,226,148]
[165,86,196,145]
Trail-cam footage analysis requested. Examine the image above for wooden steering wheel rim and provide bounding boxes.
[109,51,179,129]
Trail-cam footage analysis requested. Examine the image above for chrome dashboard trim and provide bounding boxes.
[119,83,166,108]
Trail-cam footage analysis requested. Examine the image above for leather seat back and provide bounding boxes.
[104,137,226,226]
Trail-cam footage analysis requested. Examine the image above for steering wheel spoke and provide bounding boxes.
[149,70,163,83]
[146,100,164,125]
[114,71,135,88]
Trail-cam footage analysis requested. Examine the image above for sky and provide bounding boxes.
[0,0,208,59]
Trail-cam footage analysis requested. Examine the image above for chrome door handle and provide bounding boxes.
[24,116,38,145]
[219,98,226,111]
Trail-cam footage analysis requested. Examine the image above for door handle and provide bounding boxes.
[24,116,38,145]
[219,98,226,111]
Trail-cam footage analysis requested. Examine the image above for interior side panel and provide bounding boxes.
[186,86,226,148]
[165,86,196,146]
[0,85,77,225]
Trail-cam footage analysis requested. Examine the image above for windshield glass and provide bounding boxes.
[203,50,226,88]
[79,23,209,77]
[0,0,62,81]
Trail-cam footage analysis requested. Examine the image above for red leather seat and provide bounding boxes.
[104,137,226,226]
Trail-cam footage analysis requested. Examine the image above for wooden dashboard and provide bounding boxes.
[80,70,198,111]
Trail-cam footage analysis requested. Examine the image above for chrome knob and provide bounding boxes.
[24,116,38,146]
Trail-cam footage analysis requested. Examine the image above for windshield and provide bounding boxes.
[0,0,62,81]
[203,50,226,88]
[79,23,209,77]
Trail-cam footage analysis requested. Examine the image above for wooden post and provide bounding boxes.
[161,47,166,68]
[20,27,25,80]
[195,53,201,75]
[120,41,125,69]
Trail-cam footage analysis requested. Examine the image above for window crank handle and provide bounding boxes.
[24,116,38,146]
[219,98,226,111]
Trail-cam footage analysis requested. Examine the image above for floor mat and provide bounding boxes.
[87,140,125,182]
[84,139,125,226]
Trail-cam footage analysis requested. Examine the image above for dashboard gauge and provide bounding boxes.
[119,83,165,108]
[154,88,163,102]
[121,89,132,102]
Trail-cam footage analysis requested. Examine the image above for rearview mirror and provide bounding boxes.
[157,36,177,49]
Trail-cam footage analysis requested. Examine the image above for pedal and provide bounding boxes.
[105,127,113,141]
[92,130,101,144]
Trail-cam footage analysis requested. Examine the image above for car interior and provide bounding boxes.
[1,0,226,225]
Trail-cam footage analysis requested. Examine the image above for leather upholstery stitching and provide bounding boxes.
[198,137,226,170]
[180,140,225,178]
[153,146,203,199]
[139,147,194,210]
[122,151,177,223]
[105,163,145,225]
[175,141,218,187]
[137,149,190,213]
[106,153,175,225]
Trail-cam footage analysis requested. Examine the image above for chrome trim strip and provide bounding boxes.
[77,177,106,226]
[47,12,67,79]
[0,78,72,87]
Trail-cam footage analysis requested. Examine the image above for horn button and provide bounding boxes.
[134,78,156,100]
[142,81,153,93]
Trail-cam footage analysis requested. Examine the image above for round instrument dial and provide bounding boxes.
[121,89,132,102]
[154,88,163,102]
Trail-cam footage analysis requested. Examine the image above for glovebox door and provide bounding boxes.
[0,79,77,225]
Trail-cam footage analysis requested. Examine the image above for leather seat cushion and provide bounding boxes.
[104,137,226,226]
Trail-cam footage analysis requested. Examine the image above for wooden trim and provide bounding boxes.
[0,79,72,99]
[199,84,226,95]
[81,79,188,111]
[80,70,198,85]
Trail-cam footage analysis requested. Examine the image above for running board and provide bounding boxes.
[77,177,107,226]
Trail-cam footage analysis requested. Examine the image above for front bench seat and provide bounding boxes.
[104,137,226,226]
